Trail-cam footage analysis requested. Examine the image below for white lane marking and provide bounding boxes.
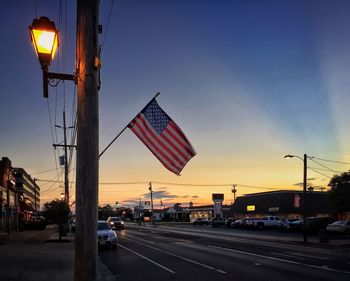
[126,233,156,244]
[122,236,226,274]
[286,252,329,260]
[208,245,350,275]
[272,252,305,260]
[118,244,175,274]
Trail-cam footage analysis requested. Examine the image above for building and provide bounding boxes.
[0,157,41,234]
[0,157,17,233]
[14,167,40,212]
[189,204,232,222]
[231,190,331,218]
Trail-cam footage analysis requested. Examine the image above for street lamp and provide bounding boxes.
[284,154,308,243]
[29,17,58,69]
[29,16,75,98]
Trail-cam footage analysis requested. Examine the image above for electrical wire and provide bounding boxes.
[46,99,59,172]
[310,156,350,165]
[307,166,342,174]
[101,0,115,53]
[36,178,280,192]
[30,168,58,175]
[308,167,332,179]
[309,157,340,173]
[40,171,64,194]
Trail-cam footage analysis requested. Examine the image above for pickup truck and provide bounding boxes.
[248,216,281,229]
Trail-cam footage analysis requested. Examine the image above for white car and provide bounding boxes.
[326,220,350,234]
[97,220,117,249]
[107,216,125,230]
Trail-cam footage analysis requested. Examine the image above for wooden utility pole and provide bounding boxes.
[53,110,73,206]
[149,182,154,225]
[75,1,100,281]
[303,154,308,243]
[63,111,69,205]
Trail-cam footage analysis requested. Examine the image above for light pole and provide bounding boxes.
[149,182,154,225]
[231,184,237,204]
[284,154,308,243]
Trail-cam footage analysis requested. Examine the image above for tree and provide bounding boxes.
[328,171,350,218]
[98,204,116,220]
[42,199,70,240]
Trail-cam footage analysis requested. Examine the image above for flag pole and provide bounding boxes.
[99,92,160,158]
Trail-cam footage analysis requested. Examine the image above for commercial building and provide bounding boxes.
[0,157,40,234]
[231,190,331,218]
[189,205,232,222]
[13,167,40,212]
[0,157,18,233]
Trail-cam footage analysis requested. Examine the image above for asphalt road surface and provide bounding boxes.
[99,224,350,281]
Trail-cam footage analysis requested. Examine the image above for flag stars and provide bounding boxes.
[144,100,170,133]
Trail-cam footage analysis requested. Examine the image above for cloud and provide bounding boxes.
[293,177,318,187]
[120,190,200,208]
[182,195,199,199]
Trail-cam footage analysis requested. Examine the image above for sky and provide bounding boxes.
[1,0,350,210]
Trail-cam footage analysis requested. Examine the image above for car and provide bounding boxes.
[286,219,304,232]
[225,218,237,228]
[231,218,244,228]
[305,217,336,233]
[277,218,300,231]
[192,217,209,225]
[210,217,226,227]
[248,216,282,229]
[326,220,350,234]
[97,220,117,249]
[107,216,125,230]
[25,215,47,230]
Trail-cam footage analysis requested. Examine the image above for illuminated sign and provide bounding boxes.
[247,205,255,211]
[268,207,279,212]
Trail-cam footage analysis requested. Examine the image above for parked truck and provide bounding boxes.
[248,216,281,230]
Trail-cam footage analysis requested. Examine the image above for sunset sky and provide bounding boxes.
[1,0,350,210]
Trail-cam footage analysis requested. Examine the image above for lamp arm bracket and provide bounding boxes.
[47,71,76,84]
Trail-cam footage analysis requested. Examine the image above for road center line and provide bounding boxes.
[271,252,305,260]
[286,252,329,260]
[126,233,156,244]
[122,236,226,274]
[118,244,175,274]
[208,245,350,275]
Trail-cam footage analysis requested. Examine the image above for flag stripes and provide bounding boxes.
[128,99,196,175]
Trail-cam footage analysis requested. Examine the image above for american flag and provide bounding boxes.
[128,99,196,175]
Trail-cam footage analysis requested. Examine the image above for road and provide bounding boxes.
[99,224,350,281]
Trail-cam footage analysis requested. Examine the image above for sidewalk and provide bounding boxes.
[0,225,114,281]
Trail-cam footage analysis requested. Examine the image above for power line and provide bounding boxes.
[46,99,59,171]
[36,179,280,191]
[309,157,340,173]
[308,166,342,174]
[308,167,331,179]
[30,168,58,175]
[310,156,350,165]
[101,0,115,53]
